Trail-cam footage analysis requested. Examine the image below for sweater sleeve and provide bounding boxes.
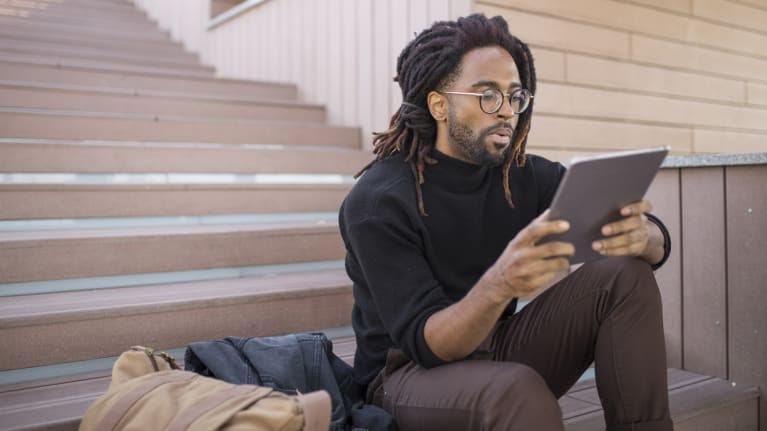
[347,216,452,369]
[534,157,567,214]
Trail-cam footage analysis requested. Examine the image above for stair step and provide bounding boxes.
[0,332,356,430]
[4,8,165,32]
[40,0,147,14]
[0,60,297,99]
[0,52,214,79]
[0,258,344,296]
[0,220,344,283]
[0,181,352,219]
[15,4,156,23]
[0,363,757,431]
[0,27,191,55]
[0,37,199,64]
[0,326,356,388]
[0,139,372,174]
[0,268,353,370]
[563,369,760,430]
[2,12,164,37]
[0,16,171,44]
[0,41,214,71]
[0,81,326,122]
[0,108,360,147]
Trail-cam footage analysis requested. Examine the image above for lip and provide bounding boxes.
[491,128,513,137]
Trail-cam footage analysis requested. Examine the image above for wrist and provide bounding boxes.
[640,219,664,264]
[477,266,514,307]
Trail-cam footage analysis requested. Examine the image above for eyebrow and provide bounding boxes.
[469,80,522,90]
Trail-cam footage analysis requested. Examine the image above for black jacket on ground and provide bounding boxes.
[185,333,395,431]
[339,150,670,388]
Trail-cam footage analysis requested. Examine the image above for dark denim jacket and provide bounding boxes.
[184,333,395,431]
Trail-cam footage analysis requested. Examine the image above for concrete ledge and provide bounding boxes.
[662,152,767,168]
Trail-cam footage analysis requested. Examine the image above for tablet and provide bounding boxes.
[542,146,669,264]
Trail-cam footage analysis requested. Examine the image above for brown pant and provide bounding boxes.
[370,257,673,431]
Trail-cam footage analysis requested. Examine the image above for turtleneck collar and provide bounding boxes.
[425,148,492,192]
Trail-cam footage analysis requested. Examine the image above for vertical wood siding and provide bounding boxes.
[134,0,471,150]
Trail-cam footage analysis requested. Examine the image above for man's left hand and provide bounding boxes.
[592,199,652,257]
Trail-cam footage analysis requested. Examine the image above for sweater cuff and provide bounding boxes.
[645,213,671,271]
[413,316,448,369]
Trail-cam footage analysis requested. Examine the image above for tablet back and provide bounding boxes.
[545,147,668,264]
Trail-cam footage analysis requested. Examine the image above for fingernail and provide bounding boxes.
[603,226,612,235]
[592,241,602,251]
[622,208,631,216]
[560,221,570,230]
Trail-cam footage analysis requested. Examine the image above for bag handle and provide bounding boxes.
[131,346,181,371]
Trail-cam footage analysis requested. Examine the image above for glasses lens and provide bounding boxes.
[510,89,531,114]
[479,89,503,114]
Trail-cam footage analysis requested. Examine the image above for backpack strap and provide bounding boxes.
[96,372,193,430]
[164,384,261,431]
[131,346,181,371]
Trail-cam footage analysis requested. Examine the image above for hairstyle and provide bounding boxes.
[355,13,537,216]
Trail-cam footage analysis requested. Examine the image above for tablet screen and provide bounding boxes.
[541,147,669,264]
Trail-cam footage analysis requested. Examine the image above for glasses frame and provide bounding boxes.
[441,88,534,115]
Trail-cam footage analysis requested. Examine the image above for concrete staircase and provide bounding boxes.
[0,1,759,430]
[0,0,361,386]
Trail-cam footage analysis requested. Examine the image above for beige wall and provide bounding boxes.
[474,0,767,159]
[135,0,767,159]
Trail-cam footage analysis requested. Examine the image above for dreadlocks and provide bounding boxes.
[354,14,537,216]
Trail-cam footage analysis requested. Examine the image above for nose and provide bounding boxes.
[495,94,515,120]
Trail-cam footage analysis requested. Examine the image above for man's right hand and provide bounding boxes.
[482,209,574,303]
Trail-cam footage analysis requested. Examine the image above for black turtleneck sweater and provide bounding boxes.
[338,150,666,387]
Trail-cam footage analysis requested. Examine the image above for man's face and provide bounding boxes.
[444,46,522,166]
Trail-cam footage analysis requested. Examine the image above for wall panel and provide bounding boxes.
[681,168,728,379]
[645,169,683,369]
[725,165,767,429]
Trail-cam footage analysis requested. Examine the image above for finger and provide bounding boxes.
[526,271,559,291]
[514,257,570,277]
[598,242,644,257]
[521,219,570,245]
[599,227,648,251]
[520,241,575,260]
[620,199,653,217]
[602,214,643,236]
[593,231,637,252]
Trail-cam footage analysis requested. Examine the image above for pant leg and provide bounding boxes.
[377,353,564,431]
[492,256,672,431]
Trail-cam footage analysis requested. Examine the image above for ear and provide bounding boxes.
[427,91,447,122]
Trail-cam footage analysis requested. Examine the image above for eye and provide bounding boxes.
[480,89,501,104]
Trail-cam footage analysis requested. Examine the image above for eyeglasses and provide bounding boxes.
[441,88,534,115]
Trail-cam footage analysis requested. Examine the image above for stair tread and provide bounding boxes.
[0,363,757,431]
[0,79,323,109]
[0,57,294,89]
[0,52,213,78]
[0,137,366,152]
[563,373,760,429]
[0,268,351,326]
[0,219,339,243]
[0,106,355,129]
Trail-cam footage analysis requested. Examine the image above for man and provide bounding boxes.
[339,14,672,431]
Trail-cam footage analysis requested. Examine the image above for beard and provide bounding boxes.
[447,109,513,167]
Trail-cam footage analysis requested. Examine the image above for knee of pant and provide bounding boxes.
[602,257,662,306]
[482,364,562,427]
